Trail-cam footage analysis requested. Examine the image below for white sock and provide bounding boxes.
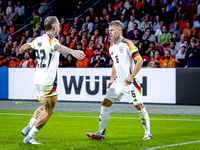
[138,108,150,135]
[99,106,111,134]
[28,126,39,139]
[27,118,36,129]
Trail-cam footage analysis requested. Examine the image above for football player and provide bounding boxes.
[20,16,85,144]
[86,20,152,140]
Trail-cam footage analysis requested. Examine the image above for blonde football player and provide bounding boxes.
[20,16,85,144]
[86,20,152,140]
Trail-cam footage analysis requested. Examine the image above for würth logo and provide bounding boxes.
[62,76,147,96]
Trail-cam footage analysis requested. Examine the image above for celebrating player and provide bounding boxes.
[86,20,152,140]
[20,16,85,144]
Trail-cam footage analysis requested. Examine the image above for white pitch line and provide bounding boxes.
[0,113,200,121]
[0,113,32,116]
[59,115,200,121]
[139,140,200,150]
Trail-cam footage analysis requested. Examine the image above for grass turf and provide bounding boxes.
[0,110,200,150]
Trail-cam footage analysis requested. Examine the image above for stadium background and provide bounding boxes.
[0,0,199,104]
[0,1,200,149]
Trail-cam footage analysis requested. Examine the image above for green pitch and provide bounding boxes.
[0,110,200,150]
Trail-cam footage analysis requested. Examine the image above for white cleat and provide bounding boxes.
[23,135,41,144]
[21,127,31,136]
[143,134,153,140]
[86,131,105,140]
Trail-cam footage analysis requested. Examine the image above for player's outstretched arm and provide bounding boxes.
[107,64,116,88]
[19,43,32,54]
[124,56,143,84]
[54,44,85,60]
[131,56,143,77]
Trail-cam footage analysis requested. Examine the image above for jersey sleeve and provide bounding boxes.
[125,40,141,60]
[49,37,60,50]
[30,39,36,49]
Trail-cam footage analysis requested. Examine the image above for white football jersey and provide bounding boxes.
[30,34,60,85]
[109,38,140,82]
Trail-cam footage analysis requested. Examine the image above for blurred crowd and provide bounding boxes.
[1,0,200,68]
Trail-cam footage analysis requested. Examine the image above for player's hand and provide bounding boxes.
[124,75,134,85]
[72,50,85,60]
[19,47,24,54]
[107,80,114,88]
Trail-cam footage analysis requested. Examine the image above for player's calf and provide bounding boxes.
[135,104,152,140]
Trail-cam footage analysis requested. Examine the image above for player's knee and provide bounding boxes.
[101,98,113,107]
[135,103,144,111]
[45,107,54,116]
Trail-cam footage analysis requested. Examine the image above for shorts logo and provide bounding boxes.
[131,90,136,98]
[134,99,138,102]
[119,46,124,53]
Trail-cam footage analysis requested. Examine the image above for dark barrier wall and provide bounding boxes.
[176,68,200,105]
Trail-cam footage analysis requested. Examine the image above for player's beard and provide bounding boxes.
[53,28,59,38]
[54,31,59,38]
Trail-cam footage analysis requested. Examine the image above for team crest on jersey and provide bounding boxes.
[119,46,124,53]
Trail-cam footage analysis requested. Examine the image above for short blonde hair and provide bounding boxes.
[110,20,123,29]
[44,16,58,31]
